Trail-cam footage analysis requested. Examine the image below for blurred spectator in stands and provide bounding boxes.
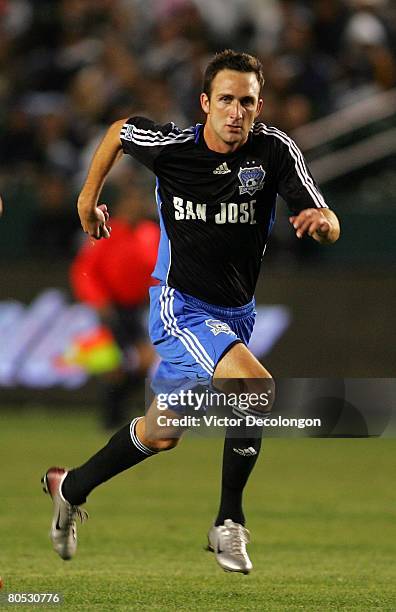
[0,106,42,173]
[273,5,334,117]
[313,0,351,57]
[278,93,313,131]
[136,75,189,126]
[70,183,160,429]
[29,172,79,258]
[339,0,396,104]
[35,104,78,177]
[0,0,395,262]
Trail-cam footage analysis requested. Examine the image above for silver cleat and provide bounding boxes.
[41,467,88,561]
[207,519,253,574]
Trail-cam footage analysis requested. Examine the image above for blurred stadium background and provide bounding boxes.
[1,0,395,409]
[0,2,395,609]
[0,0,395,413]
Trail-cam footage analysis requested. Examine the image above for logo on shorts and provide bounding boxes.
[238,164,266,196]
[205,319,233,336]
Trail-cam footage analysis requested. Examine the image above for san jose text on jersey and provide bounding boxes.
[120,117,328,306]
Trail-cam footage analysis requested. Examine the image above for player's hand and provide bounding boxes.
[289,209,330,240]
[78,203,111,240]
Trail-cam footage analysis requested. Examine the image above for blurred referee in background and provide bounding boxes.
[70,184,159,430]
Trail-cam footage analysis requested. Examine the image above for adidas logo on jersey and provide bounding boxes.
[213,163,231,174]
[233,447,258,457]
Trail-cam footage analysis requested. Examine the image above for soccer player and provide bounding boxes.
[42,50,340,574]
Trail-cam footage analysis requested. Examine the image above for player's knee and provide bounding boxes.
[146,437,180,452]
[219,377,275,414]
[243,377,275,414]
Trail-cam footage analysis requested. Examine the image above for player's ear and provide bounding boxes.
[200,93,210,115]
[255,98,263,117]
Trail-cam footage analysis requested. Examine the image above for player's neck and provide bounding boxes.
[203,123,246,154]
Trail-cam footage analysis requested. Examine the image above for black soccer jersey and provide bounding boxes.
[120,117,328,306]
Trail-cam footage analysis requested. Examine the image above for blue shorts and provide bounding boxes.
[149,285,256,394]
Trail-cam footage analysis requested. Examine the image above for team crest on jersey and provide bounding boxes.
[205,319,233,336]
[238,165,266,196]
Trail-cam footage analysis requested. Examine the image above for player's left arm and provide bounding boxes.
[289,207,340,244]
[273,133,340,245]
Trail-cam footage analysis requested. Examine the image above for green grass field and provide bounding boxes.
[0,408,395,611]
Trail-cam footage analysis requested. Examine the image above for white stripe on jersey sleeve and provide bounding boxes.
[129,124,195,139]
[120,122,195,147]
[253,123,328,209]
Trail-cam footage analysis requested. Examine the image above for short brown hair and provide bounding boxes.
[203,49,265,98]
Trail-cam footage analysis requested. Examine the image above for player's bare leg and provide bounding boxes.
[42,397,183,560]
[207,342,274,574]
[214,342,272,379]
[136,399,185,450]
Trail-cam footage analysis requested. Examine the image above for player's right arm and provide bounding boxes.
[272,130,340,244]
[77,118,127,239]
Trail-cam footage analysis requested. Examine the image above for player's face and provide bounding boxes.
[200,69,263,153]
